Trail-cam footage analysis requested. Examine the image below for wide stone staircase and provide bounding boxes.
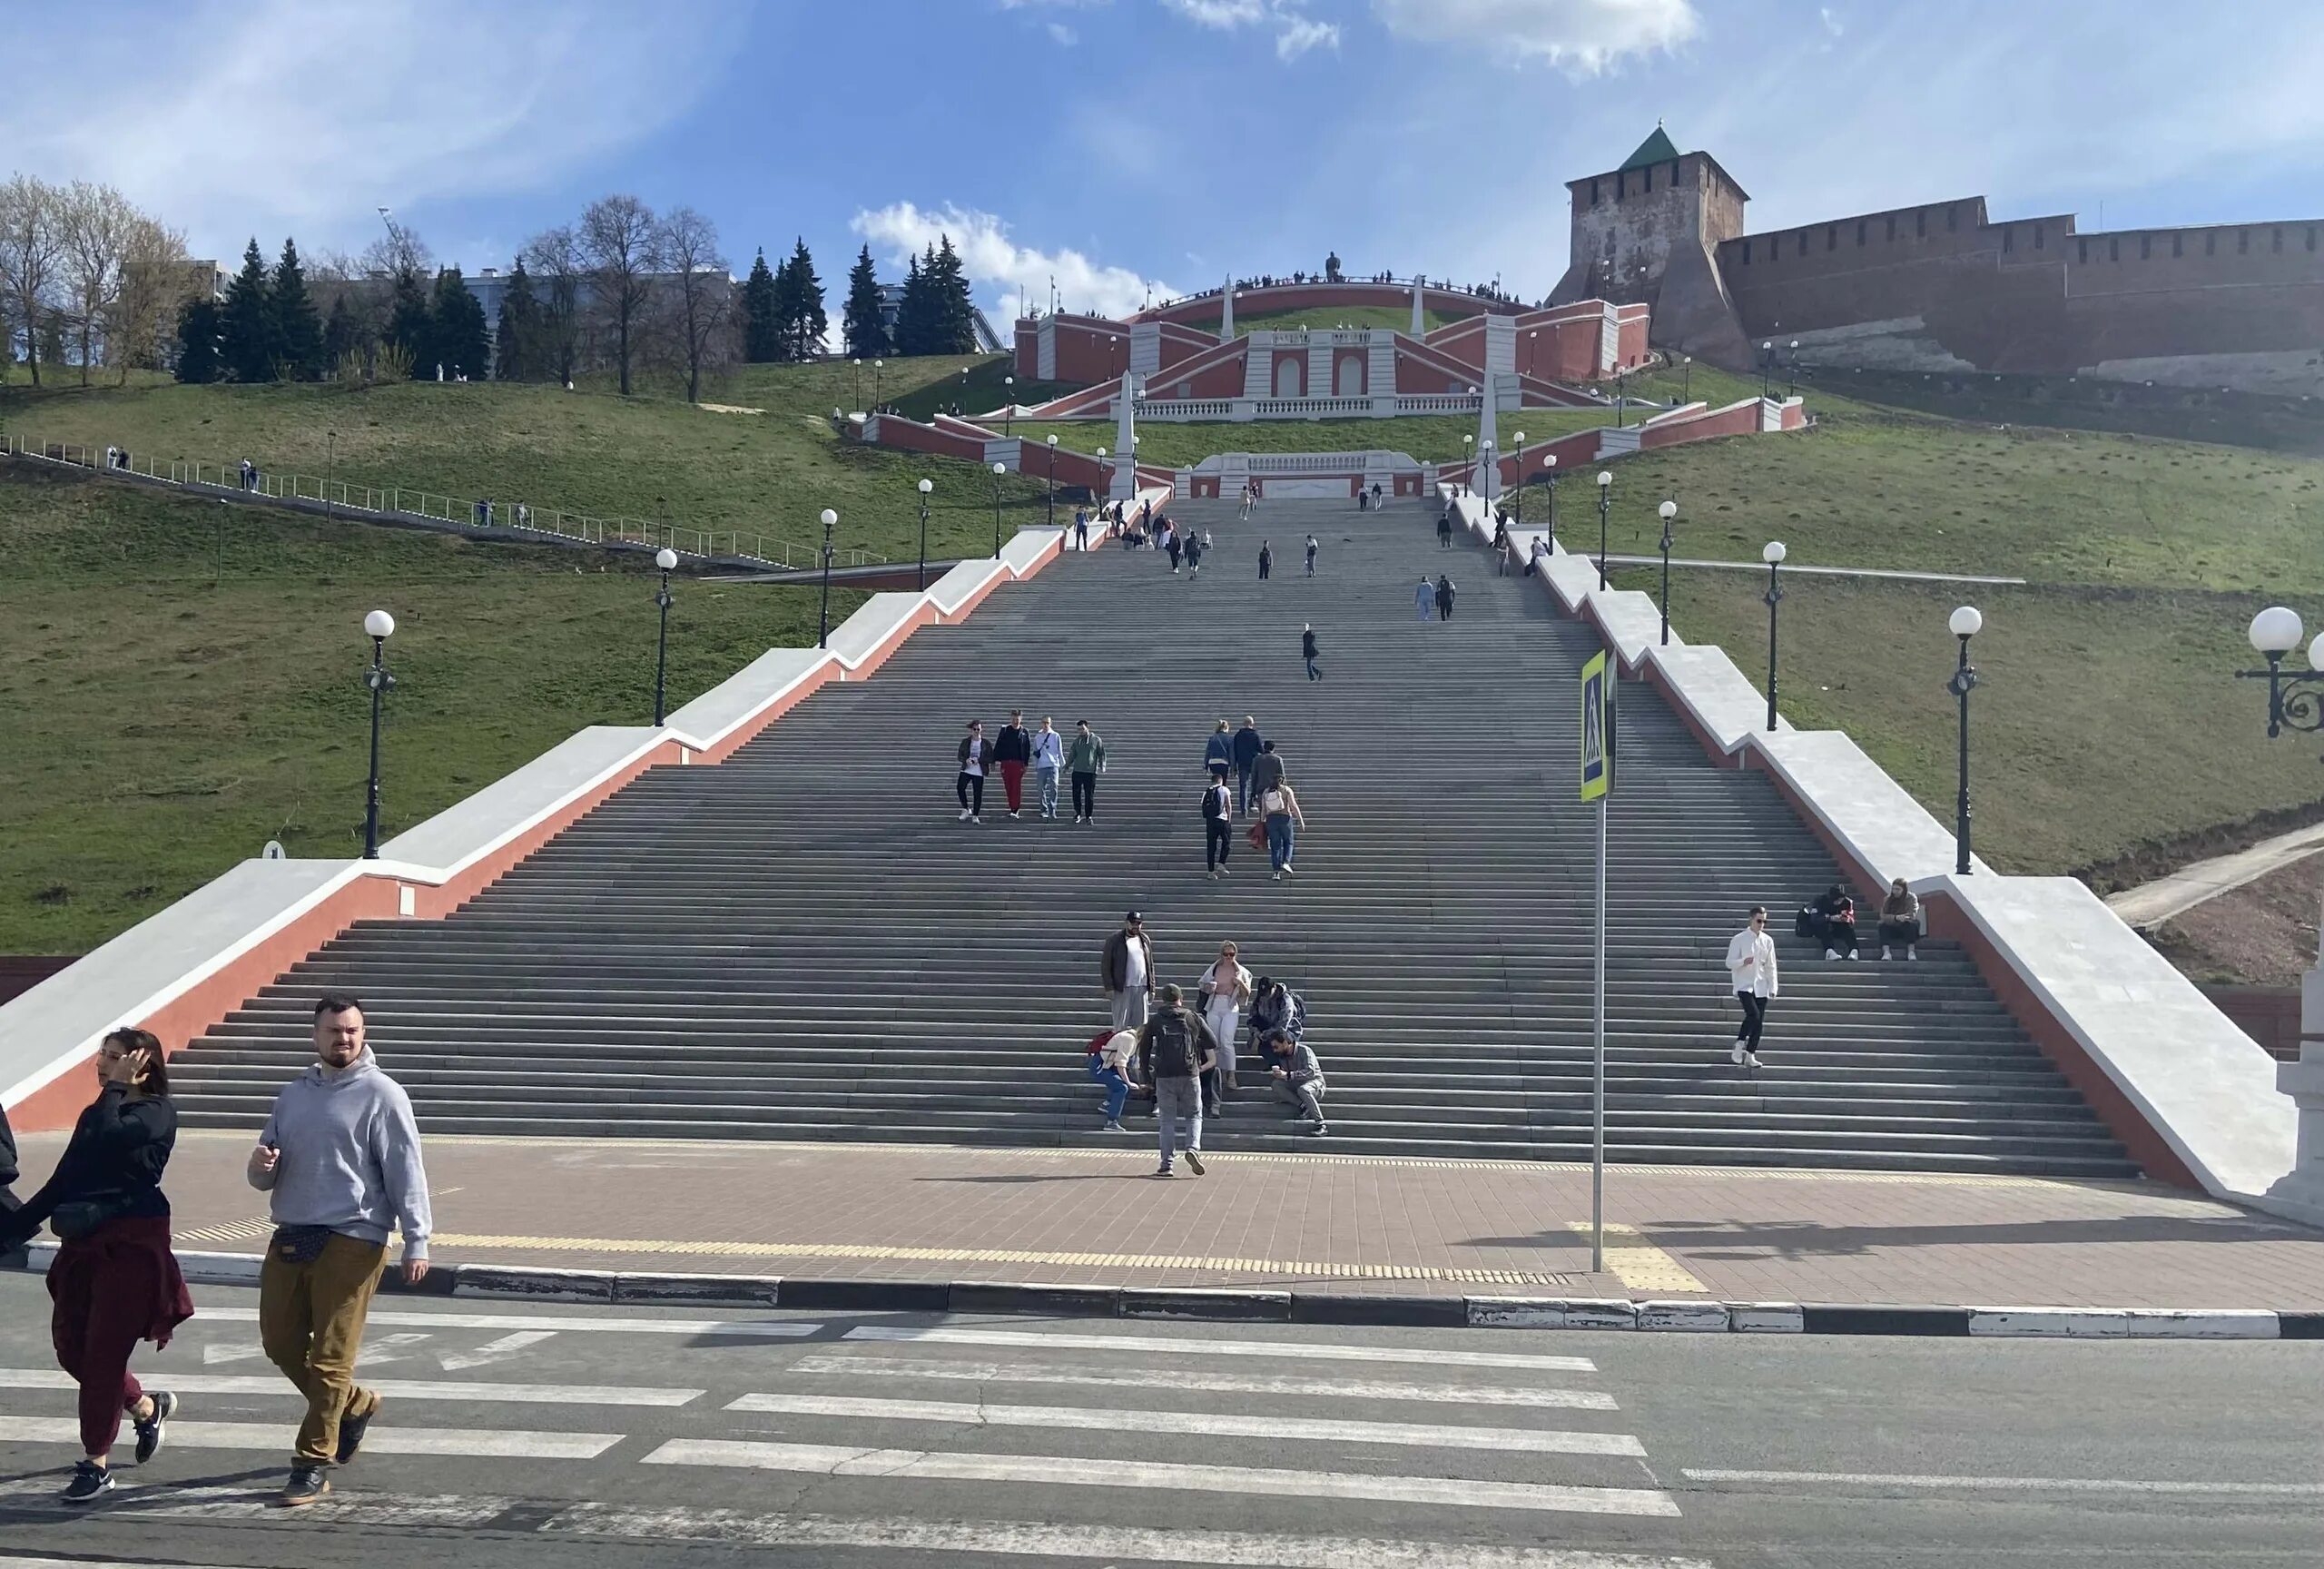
[168,497,2138,1175]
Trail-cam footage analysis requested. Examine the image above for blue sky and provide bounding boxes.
[14,0,2324,323]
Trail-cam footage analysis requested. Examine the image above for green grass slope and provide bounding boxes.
[0,466,862,953]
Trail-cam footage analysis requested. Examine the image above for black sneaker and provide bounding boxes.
[133,1389,176,1465]
[334,1396,379,1465]
[60,1460,113,1504]
[1184,1150,1206,1176]
[277,1465,330,1507]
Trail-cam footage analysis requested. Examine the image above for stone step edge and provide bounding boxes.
[16,1247,2311,1340]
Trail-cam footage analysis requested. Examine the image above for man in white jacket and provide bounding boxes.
[1725,906,1778,1069]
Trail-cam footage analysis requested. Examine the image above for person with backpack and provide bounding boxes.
[1088,1029,1138,1133]
[1302,624,1322,682]
[1136,984,1219,1178]
[1249,977,1308,1056]
[1201,769,1235,879]
[1067,718,1106,824]
[0,1029,192,1504]
[1435,573,1457,622]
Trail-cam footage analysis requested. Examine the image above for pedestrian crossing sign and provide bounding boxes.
[1580,651,1610,801]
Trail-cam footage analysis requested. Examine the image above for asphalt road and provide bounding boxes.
[0,1274,2317,1567]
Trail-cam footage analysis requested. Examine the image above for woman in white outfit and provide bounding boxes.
[1724,904,1778,1069]
[1198,942,1255,1113]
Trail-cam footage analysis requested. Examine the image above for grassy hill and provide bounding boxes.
[0,356,1060,567]
[0,465,860,954]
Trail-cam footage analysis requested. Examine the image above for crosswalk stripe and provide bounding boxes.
[0,1559,249,1569]
[191,1306,819,1337]
[550,1502,1717,1566]
[644,1439,1682,1517]
[1683,1467,2324,1496]
[0,1368,702,1407]
[0,1416,621,1460]
[842,1326,1597,1372]
[725,1391,1644,1456]
[783,1353,1620,1409]
[0,1478,512,1526]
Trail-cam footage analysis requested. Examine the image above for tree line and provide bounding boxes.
[0,174,192,387]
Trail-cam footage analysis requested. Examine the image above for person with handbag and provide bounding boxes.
[1198,942,1256,1113]
[1262,781,1306,881]
[247,994,432,1507]
[0,1027,192,1504]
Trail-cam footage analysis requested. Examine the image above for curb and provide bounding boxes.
[18,1248,2317,1339]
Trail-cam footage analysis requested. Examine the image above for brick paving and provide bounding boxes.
[15,1130,2324,1308]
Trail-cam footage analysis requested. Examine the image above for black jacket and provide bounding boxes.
[1301,630,1318,659]
[1230,725,1264,768]
[0,1098,17,1203]
[0,1084,175,1246]
[1137,1006,1219,1082]
[993,725,1033,765]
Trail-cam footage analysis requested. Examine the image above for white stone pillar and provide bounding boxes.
[2264,899,2324,1226]
[1411,285,1425,338]
[1219,280,1234,340]
[1109,371,1137,502]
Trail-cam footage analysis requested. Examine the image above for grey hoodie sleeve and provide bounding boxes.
[372,1081,433,1261]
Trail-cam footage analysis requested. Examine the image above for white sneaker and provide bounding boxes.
[1826,950,1842,961]
[1907,948,1919,962]
[1282,865,1295,878]
[959,810,972,822]
[1730,1042,1747,1065]
[1745,1051,1763,1069]
[1008,811,1019,821]
[1846,952,1859,962]
[1217,866,1229,876]
[1881,947,1892,961]
[1273,871,1282,882]
[970,814,982,824]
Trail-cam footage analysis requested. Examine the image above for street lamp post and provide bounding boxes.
[1045,434,1059,528]
[1594,469,1612,590]
[1657,499,1678,646]
[1462,433,1473,495]
[991,460,1006,555]
[1512,431,1525,530]
[1095,447,1108,525]
[915,478,933,591]
[652,547,678,725]
[1615,369,1627,429]
[1543,454,1558,548]
[851,357,860,410]
[325,429,336,521]
[1787,340,1801,400]
[1947,606,1983,875]
[872,358,883,410]
[359,609,396,859]
[817,509,837,648]
[1003,376,1014,435]
[1759,340,1775,400]
[2239,607,2324,749]
[1761,541,1787,731]
[1681,355,1692,403]
[1480,439,1494,506]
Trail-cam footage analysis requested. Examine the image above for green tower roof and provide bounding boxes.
[1619,125,1681,171]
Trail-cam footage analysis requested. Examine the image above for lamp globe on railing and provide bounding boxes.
[815,508,839,650]
[2250,605,2304,656]
[1948,605,1984,874]
[1512,430,1528,528]
[2237,605,2324,745]
[1760,541,1787,732]
[914,478,934,591]
[1044,433,1059,528]
[1656,499,1678,646]
[1593,469,1613,589]
[359,610,397,860]
[990,460,1008,556]
[1095,447,1108,518]
[651,548,679,726]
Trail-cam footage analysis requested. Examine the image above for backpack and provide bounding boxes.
[1201,785,1227,821]
[1144,1009,1200,1079]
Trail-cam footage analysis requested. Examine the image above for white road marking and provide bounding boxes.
[438,1329,558,1370]
[1684,1467,2324,1496]
[191,1306,819,1337]
[726,1391,1643,1456]
[842,1326,1597,1373]
[550,1503,1717,1567]
[359,1330,438,1365]
[645,1439,1681,1517]
[0,1416,621,1460]
[0,1368,701,1407]
[0,1479,512,1526]
[200,1342,271,1365]
[783,1353,1620,1409]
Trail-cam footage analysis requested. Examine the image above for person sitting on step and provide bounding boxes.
[1878,879,1922,962]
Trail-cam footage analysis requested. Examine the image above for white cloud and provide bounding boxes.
[852,201,1177,321]
[0,0,741,260]
[1164,0,1267,25]
[1048,20,1079,43]
[1276,15,1342,57]
[1818,6,1843,37]
[1372,0,1700,74]
[1163,0,1336,61]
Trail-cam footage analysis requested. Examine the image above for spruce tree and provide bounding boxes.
[321,294,359,375]
[173,296,222,383]
[495,258,540,380]
[742,248,781,363]
[268,237,324,380]
[430,267,491,380]
[893,250,931,357]
[218,238,276,382]
[842,244,888,359]
[783,238,827,360]
[385,267,433,377]
[931,234,975,354]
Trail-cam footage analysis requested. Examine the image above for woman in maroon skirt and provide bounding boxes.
[0,1027,192,1503]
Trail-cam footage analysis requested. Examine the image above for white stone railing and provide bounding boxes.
[1394,394,1484,414]
[1253,396,1374,418]
[1134,399,1235,420]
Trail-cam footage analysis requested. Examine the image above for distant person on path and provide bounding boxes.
[1089,1028,1137,1132]
[1201,769,1235,880]
[1265,1030,1328,1135]
[1305,534,1319,576]
[1438,508,1454,548]
[1231,716,1265,810]
[1167,528,1184,575]
[1073,507,1090,551]
[1528,536,1551,577]
[1198,942,1255,1110]
[994,710,1033,821]
[1357,488,1369,511]
[1492,512,1510,572]
[1302,624,1322,681]
[1878,879,1923,962]
[1205,720,1235,784]
[1726,906,1777,1069]
[1263,781,1305,881]
[1101,913,1157,1031]
[1257,541,1272,580]
[1030,716,1065,821]
[956,720,993,824]
[247,995,431,1506]
[240,459,257,492]
[1435,573,1457,622]
[1139,497,1153,536]
[1415,577,1436,620]
[1067,718,1106,824]
[0,1028,192,1505]
[1137,984,1217,1178]
[1370,482,1383,508]
[1185,528,1205,576]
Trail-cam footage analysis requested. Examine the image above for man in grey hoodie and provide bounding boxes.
[247,993,431,1506]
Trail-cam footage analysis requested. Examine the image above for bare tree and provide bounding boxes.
[57,181,135,385]
[655,206,732,403]
[360,214,431,282]
[522,224,586,388]
[109,214,190,380]
[578,194,658,396]
[0,174,64,387]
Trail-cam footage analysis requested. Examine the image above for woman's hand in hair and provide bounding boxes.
[97,1041,153,1088]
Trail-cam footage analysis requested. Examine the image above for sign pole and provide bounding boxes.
[1579,650,1612,1275]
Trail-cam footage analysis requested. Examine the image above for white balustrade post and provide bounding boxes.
[2264,896,2324,1225]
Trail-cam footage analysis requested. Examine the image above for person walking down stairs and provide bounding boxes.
[1415,577,1436,621]
[1067,719,1106,824]
[1258,540,1272,580]
[1030,717,1065,821]
[1304,534,1319,576]
[1435,574,1457,622]
[994,710,1033,821]
[1726,905,1778,1069]
[1302,625,1322,682]
[956,720,994,824]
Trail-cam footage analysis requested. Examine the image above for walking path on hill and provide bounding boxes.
[2106,819,2324,929]
[18,1130,2322,1310]
[1600,553,2026,587]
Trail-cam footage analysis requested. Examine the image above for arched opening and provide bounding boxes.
[1272,355,1306,399]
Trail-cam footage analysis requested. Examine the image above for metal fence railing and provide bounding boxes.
[1,435,886,571]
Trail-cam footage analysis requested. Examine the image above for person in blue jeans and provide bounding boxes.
[1262,782,1305,881]
[1088,1030,1137,1133]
